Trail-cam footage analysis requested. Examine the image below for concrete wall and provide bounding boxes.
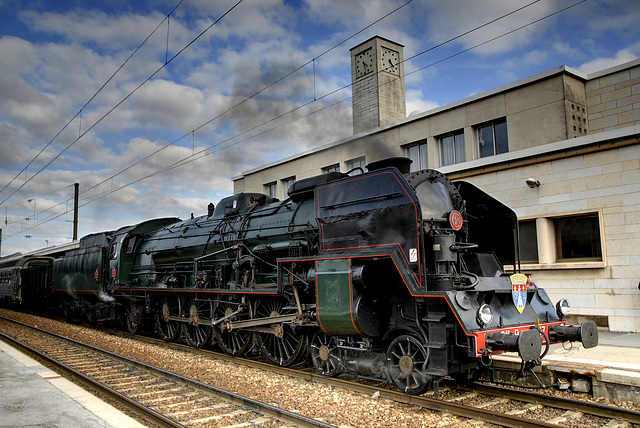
[587,61,640,133]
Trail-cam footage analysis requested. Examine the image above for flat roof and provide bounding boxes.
[234,58,640,181]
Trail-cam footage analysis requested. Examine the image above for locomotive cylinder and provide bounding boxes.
[345,354,386,376]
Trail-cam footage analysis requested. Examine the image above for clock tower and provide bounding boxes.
[350,36,406,135]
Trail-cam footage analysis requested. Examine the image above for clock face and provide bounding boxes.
[355,48,373,78]
[381,47,399,75]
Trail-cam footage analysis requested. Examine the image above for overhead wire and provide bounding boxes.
[79,0,548,200]
[0,0,245,242]
[71,0,415,201]
[0,0,244,208]
[3,0,585,243]
[0,0,186,204]
[79,0,584,207]
[2,0,416,240]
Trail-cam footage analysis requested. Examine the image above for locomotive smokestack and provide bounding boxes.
[366,157,413,174]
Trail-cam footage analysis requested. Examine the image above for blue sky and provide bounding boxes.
[1,0,639,255]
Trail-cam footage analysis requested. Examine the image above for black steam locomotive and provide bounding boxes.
[0,158,597,394]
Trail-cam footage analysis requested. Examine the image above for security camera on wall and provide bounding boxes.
[526,178,540,188]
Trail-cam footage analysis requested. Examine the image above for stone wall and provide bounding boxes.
[587,60,640,133]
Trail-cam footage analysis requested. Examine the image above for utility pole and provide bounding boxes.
[73,183,79,241]
[0,228,2,257]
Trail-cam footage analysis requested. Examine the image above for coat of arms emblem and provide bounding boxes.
[510,273,527,314]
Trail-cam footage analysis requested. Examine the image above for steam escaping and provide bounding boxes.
[99,291,115,304]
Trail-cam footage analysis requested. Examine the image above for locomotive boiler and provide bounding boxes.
[0,158,598,394]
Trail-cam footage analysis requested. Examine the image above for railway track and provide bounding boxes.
[2,310,639,427]
[117,329,640,428]
[0,316,336,428]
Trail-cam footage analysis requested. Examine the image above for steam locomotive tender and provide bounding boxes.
[0,158,598,394]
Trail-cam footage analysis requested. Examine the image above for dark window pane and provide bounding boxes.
[555,214,602,260]
[479,125,495,157]
[495,120,509,154]
[519,220,538,263]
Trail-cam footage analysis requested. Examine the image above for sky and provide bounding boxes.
[1,0,639,255]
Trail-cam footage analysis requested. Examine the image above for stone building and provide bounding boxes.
[233,36,640,332]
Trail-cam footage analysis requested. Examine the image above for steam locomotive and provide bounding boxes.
[0,158,598,394]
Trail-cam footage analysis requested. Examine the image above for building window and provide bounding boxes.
[403,141,428,172]
[519,212,603,267]
[554,214,602,261]
[476,119,508,158]
[281,176,295,199]
[264,181,277,198]
[345,156,366,175]
[518,220,539,263]
[322,164,340,174]
[438,130,465,166]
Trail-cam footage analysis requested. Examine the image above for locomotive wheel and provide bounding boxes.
[386,334,432,395]
[155,296,180,342]
[182,295,213,348]
[82,302,97,324]
[253,298,307,367]
[62,301,76,322]
[309,331,342,377]
[125,301,143,335]
[212,298,252,356]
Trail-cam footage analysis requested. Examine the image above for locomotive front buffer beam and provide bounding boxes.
[485,328,543,362]
[483,320,598,362]
[549,320,599,349]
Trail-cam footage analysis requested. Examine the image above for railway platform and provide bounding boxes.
[0,340,145,428]
[494,330,640,403]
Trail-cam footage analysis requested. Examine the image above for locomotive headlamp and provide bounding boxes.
[556,298,570,318]
[476,304,493,327]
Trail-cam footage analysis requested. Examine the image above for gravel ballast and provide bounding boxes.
[0,308,475,427]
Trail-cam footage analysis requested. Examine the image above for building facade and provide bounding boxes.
[233,37,640,332]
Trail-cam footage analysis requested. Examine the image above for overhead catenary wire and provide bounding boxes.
[0,0,416,242]
[79,0,584,209]
[78,0,550,199]
[66,0,416,202]
[2,0,586,244]
[0,0,186,204]
[0,0,241,208]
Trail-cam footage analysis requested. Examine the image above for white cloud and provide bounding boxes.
[19,9,173,53]
[405,89,438,116]
[577,44,640,74]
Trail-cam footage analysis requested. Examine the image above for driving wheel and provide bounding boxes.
[125,301,143,335]
[253,298,307,367]
[212,297,252,356]
[182,295,212,348]
[309,331,342,377]
[386,334,432,395]
[155,296,180,341]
